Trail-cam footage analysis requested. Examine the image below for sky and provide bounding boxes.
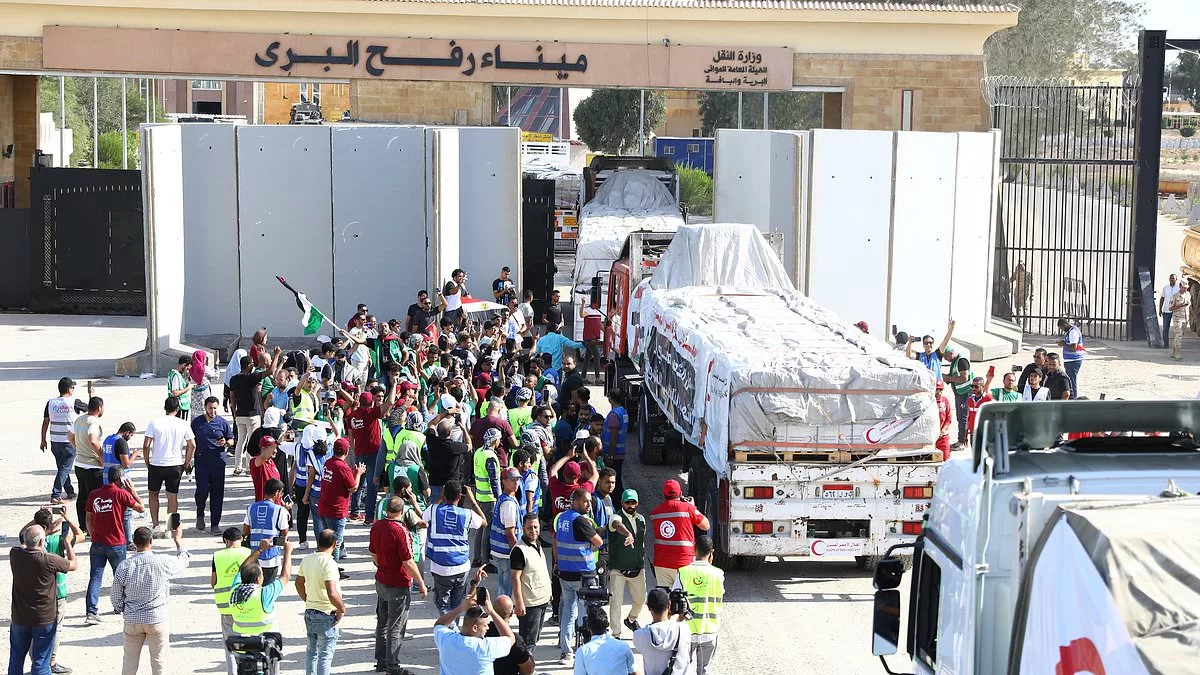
[1141,0,1200,63]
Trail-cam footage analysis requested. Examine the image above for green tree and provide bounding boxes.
[697,91,823,135]
[97,131,139,169]
[573,89,666,154]
[984,0,1144,79]
[677,166,713,216]
[1169,52,1200,109]
[39,76,165,167]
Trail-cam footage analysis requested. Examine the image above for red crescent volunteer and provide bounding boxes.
[649,479,710,588]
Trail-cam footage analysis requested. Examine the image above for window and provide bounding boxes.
[687,143,701,153]
[191,80,221,91]
[901,89,914,131]
[299,83,322,106]
[692,128,702,137]
[912,553,942,668]
[662,146,676,155]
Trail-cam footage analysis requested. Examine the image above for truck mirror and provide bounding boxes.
[873,556,906,590]
[589,275,602,309]
[871,589,901,656]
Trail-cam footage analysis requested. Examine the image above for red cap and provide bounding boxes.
[333,437,350,454]
[257,435,277,449]
[399,380,418,392]
[562,461,581,481]
[935,380,946,390]
[853,321,869,333]
[359,392,374,406]
[663,479,682,498]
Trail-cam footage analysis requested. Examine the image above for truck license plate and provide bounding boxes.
[821,485,854,499]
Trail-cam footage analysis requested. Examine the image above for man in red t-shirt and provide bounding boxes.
[936,381,952,461]
[369,495,429,673]
[547,453,596,518]
[649,479,709,588]
[250,435,282,503]
[319,438,366,561]
[84,465,145,623]
[346,390,397,524]
[965,376,995,446]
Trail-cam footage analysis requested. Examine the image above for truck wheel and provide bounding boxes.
[639,392,665,465]
[854,555,880,571]
[737,555,766,572]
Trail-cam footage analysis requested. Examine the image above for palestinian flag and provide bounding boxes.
[276,276,328,335]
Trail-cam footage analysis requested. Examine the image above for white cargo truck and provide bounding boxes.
[870,400,1200,675]
[603,223,944,569]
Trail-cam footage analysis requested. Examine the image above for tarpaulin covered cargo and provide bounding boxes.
[628,223,939,476]
[1014,498,1200,675]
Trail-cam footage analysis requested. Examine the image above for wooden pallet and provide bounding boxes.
[733,449,942,464]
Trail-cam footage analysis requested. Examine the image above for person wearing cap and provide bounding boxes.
[243,478,290,585]
[191,396,234,534]
[346,387,399,525]
[608,488,647,639]
[552,487,603,664]
[250,432,283,504]
[318,438,368,561]
[649,479,709,589]
[471,428,505,571]
[297,528,346,675]
[935,380,952,461]
[489,467,524,597]
[210,527,251,675]
[42,376,91,504]
[853,320,870,334]
[142,395,197,537]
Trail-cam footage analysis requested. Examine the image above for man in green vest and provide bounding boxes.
[211,527,251,675]
[228,536,294,675]
[472,428,504,572]
[671,535,724,675]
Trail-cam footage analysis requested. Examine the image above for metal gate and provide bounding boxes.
[984,77,1139,340]
[522,177,557,314]
[30,167,145,315]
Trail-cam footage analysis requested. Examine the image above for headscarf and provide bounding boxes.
[300,424,325,451]
[262,407,283,430]
[483,428,502,447]
[398,435,423,467]
[224,348,248,386]
[405,411,425,432]
[190,350,207,385]
[230,582,258,607]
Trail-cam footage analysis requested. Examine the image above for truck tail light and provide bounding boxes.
[902,485,933,499]
[743,486,774,499]
[902,521,923,535]
[742,521,773,535]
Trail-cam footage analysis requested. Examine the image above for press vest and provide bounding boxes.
[473,448,500,503]
[45,396,78,444]
[601,406,629,458]
[382,427,425,467]
[554,510,596,574]
[591,492,611,551]
[303,451,328,497]
[489,493,522,559]
[512,539,552,607]
[230,584,274,634]
[212,547,252,615]
[101,433,123,484]
[247,500,284,563]
[678,562,725,635]
[426,504,472,569]
[290,390,317,425]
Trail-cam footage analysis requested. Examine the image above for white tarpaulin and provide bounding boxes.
[629,223,938,476]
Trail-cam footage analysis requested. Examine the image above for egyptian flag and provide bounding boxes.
[276,276,327,335]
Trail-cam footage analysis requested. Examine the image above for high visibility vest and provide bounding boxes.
[426,504,472,569]
[508,407,533,435]
[473,448,499,503]
[489,493,523,559]
[101,433,122,484]
[512,539,552,607]
[382,427,425,467]
[678,562,725,636]
[212,547,252,615]
[591,492,611,551]
[230,584,274,634]
[601,406,629,458]
[290,390,317,424]
[554,510,596,574]
[247,500,283,563]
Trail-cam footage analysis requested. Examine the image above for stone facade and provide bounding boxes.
[350,80,493,125]
[0,36,41,70]
[794,53,989,132]
[0,74,40,207]
[262,83,351,124]
[0,76,13,189]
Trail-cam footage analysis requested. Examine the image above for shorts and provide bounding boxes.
[147,464,184,493]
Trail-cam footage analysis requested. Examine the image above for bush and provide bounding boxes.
[1182,126,1197,138]
[677,166,713,217]
[97,130,139,169]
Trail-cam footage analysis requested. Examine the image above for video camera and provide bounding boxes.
[575,574,612,649]
[668,588,694,620]
[226,633,283,675]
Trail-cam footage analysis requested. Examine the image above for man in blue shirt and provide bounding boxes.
[905,318,955,381]
[535,326,584,372]
[433,571,515,675]
[1057,317,1084,398]
[574,606,638,675]
[191,396,234,533]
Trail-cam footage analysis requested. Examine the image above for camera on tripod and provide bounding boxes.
[575,574,613,648]
[668,588,694,620]
[226,633,283,675]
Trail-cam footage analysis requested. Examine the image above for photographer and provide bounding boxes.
[574,606,638,675]
[433,569,514,671]
[671,535,724,675]
[632,588,691,675]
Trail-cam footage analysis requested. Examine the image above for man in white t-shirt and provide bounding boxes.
[143,396,197,535]
[1160,273,1183,349]
[442,269,468,327]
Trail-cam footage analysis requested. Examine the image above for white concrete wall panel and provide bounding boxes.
[950,131,999,335]
[425,128,460,292]
[180,124,240,336]
[806,129,894,332]
[140,125,186,361]
[457,128,521,289]
[237,126,333,338]
[890,131,958,339]
[332,126,426,324]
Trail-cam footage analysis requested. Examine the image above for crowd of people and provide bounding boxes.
[14,269,726,675]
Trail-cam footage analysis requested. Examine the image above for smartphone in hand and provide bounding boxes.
[169,512,181,531]
[476,586,488,606]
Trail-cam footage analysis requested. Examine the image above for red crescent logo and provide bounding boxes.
[864,427,880,444]
[810,539,826,556]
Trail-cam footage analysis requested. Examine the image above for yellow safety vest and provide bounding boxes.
[212,547,252,615]
[508,407,533,435]
[382,425,402,466]
[473,448,499,503]
[230,584,274,635]
[290,390,317,424]
[678,562,724,636]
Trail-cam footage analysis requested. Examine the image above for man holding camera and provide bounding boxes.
[649,480,709,589]
[554,488,604,665]
[211,528,251,675]
[574,605,639,675]
[227,537,295,675]
[632,588,692,675]
[671,535,724,675]
[433,569,515,671]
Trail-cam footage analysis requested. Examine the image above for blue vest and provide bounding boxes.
[304,451,328,497]
[101,433,122,485]
[592,492,611,547]
[426,504,472,569]
[601,406,629,458]
[554,510,596,574]
[521,468,541,516]
[247,501,283,563]
[489,494,523,558]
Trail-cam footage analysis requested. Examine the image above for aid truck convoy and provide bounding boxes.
[599,223,945,570]
[869,400,1200,675]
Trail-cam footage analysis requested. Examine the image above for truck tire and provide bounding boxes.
[737,555,766,572]
[855,554,913,572]
[639,392,665,465]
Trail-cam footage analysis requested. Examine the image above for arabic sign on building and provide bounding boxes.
[42,26,794,91]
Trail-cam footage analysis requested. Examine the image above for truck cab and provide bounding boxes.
[871,400,1200,675]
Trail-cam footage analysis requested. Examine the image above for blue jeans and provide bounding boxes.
[559,578,584,654]
[310,512,326,547]
[326,517,347,561]
[1163,312,1173,347]
[1064,359,1082,398]
[495,557,513,597]
[432,571,467,616]
[194,457,227,529]
[429,484,443,504]
[350,450,383,519]
[304,609,339,675]
[49,442,75,499]
[124,510,134,547]
[9,622,56,675]
[87,544,127,615]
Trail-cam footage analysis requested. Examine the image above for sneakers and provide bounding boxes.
[195,518,206,532]
[547,614,560,626]
[84,614,100,626]
[299,541,310,551]
[364,519,375,526]
[559,651,573,666]
[50,664,73,674]
[152,525,169,539]
[349,513,364,522]
[624,617,641,632]
[232,469,243,476]
[210,526,221,536]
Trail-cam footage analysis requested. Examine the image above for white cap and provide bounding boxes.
[440,393,458,410]
[575,429,590,440]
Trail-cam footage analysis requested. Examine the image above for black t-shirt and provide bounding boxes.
[544,302,563,328]
[484,625,531,675]
[559,516,598,582]
[410,307,439,333]
[1017,362,1039,392]
[230,371,268,417]
[424,430,470,486]
[1045,370,1072,400]
[560,372,584,406]
[493,277,515,303]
